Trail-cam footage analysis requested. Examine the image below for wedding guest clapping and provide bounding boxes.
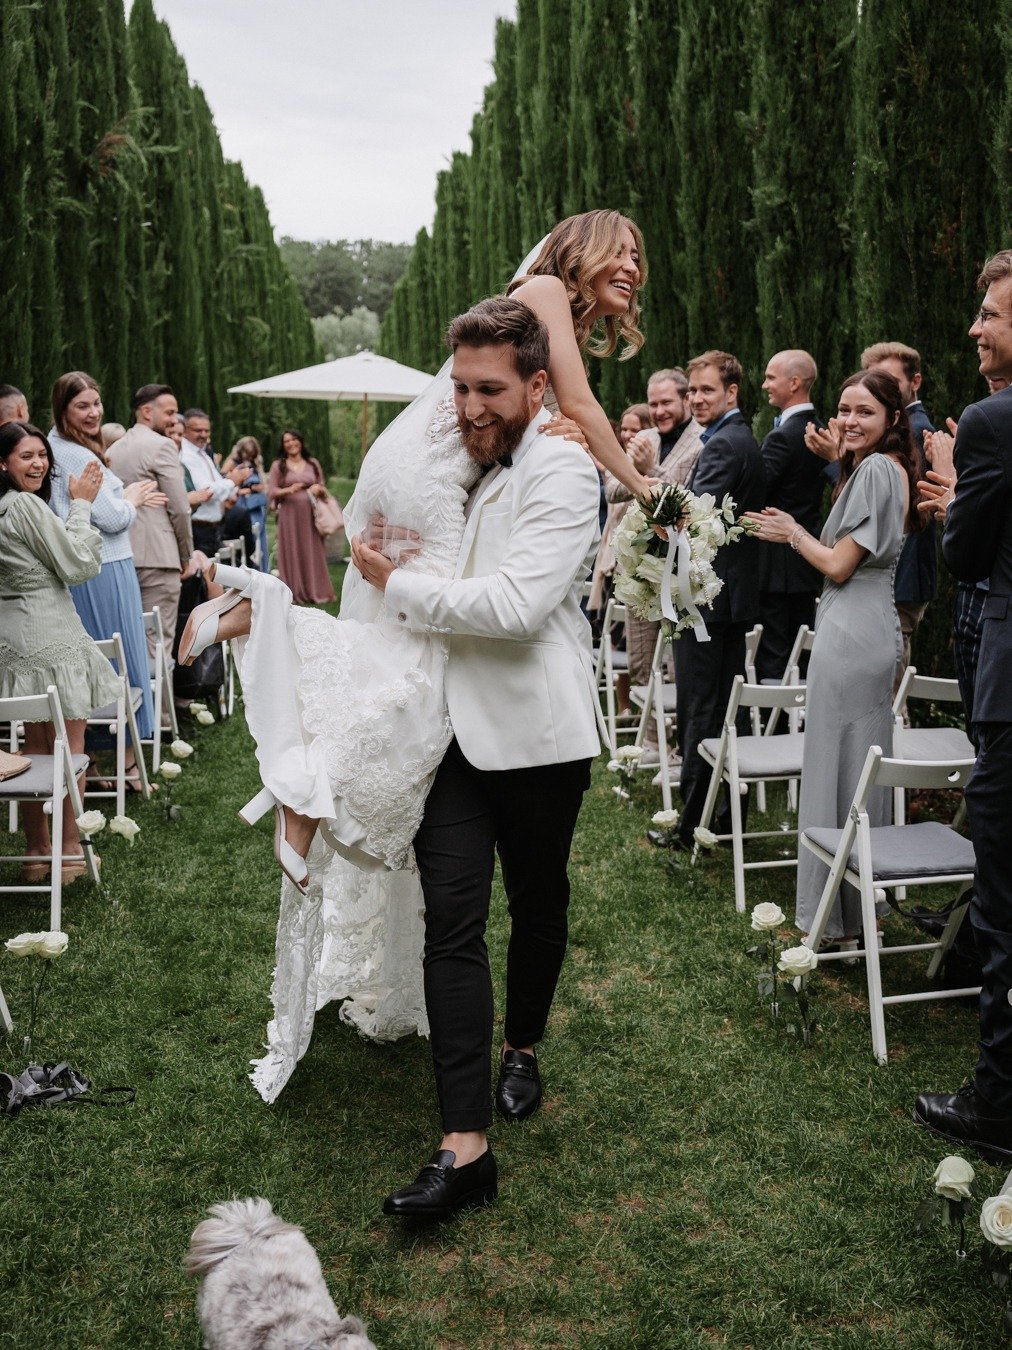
[222,437,270,571]
[267,429,335,604]
[747,369,919,946]
[48,371,163,776]
[0,423,120,882]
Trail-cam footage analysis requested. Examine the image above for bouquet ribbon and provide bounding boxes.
[661,526,710,643]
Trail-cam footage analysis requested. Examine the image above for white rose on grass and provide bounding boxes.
[194,709,215,726]
[981,1193,1012,1248]
[777,945,819,978]
[693,827,718,849]
[76,810,106,837]
[159,761,183,781]
[932,1155,975,1202]
[616,746,644,763]
[5,932,45,958]
[750,903,786,932]
[651,809,680,828]
[37,931,68,960]
[109,814,141,845]
[169,739,194,759]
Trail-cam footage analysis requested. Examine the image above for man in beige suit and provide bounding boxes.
[108,384,195,668]
[605,367,703,762]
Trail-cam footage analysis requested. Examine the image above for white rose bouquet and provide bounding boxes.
[607,744,643,803]
[612,484,755,638]
[3,930,69,1057]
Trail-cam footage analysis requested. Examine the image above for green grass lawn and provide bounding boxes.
[0,630,1002,1346]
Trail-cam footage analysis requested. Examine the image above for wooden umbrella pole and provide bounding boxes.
[360,391,369,461]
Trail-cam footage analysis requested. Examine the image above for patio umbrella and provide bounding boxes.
[228,350,433,458]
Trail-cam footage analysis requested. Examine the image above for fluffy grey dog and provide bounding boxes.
[185,1198,377,1349]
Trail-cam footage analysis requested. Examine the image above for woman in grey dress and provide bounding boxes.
[746,369,919,941]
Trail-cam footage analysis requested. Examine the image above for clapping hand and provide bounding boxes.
[743,506,798,544]
[917,469,955,522]
[625,430,656,475]
[68,459,103,502]
[924,420,957,475]
[804,418,842,462]
[125,479,168,509]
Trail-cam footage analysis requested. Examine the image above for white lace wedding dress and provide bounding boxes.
[244,381,480,1102]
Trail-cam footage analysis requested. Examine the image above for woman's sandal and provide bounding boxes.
[21,860,51,883]
[62,855,100,886]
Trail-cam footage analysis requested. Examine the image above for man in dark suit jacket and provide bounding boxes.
[915,250,1012,1164]
[755,349,826,683]
[673,351,766,846]
[862,342,937,686]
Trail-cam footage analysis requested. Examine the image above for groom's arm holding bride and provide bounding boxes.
[352,441,600,641]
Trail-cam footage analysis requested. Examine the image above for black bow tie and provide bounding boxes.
[480,451,513,475]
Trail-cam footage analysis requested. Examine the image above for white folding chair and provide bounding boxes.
[0,981,11,1036]
[800,748,978,1065]
[86,633,152,815]
[628,628,676,807]
[142,608,179,772]
[744,625,765,811]
[891,667,975,826]
[595,598,633,749]
[696,677,807,913]
[0,687,101,928]
[215,542,244,718]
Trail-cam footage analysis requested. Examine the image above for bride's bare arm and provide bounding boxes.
[512,275,652,498]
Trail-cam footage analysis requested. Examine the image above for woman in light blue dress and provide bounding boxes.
[746,369,920,942]
[48,372,161,768]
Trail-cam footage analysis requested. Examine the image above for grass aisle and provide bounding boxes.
[0,659,1000,1344]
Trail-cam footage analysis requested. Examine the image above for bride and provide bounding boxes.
[180,210,652,1101]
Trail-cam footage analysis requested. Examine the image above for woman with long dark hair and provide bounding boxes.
[48,372,163,772]
[266,428,334,603]
[746,368,919,944]
[0,423,119,881]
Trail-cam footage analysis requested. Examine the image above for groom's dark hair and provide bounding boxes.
[445,297,549,380]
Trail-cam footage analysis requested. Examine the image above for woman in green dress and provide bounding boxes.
[0,422,120,882]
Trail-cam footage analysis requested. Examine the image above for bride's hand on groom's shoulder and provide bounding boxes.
[541,415,589,453]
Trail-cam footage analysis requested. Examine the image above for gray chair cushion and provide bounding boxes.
[893,726,975,762]
[0,753,89,798]
[699,732,805,778]
[803,821,975,880]
[630,684,677,712]
[89,687,144,720]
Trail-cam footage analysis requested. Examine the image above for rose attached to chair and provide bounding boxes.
[75,810,107,838]
[751,902,786,933]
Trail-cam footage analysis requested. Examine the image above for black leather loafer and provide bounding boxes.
[914,1084,1012,1164]
[495,1049,542,1122]
[382,1148,497,1218]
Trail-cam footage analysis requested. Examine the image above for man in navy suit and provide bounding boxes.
[862,342,936,687]
[755,349,826,683]
[673,351,766,846]
[915,250,1012,1164]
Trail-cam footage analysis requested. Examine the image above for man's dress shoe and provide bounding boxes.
[914,1084,1012,1164]
[495,1049,542,1122]
[382,1148,497,1218]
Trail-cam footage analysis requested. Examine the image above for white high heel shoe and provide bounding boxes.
[178,566,253,667]
[239,787,310,893]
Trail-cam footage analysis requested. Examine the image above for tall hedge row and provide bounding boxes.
[380,0,1008,433]
[0,0,326,457]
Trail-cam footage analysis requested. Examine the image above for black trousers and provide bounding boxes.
[965,722,1012,1113]
[755,589,817,685]
[674,619,750,841]
[191,519,223,556]
[953,582,986,745]
[412,738,591,1133]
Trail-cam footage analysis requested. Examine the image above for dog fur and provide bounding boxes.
[185,1197,376,1349]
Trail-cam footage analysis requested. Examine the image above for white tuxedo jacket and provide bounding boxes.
[385,406,603,770]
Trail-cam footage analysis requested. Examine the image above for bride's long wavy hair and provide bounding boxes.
[506,209,647,361]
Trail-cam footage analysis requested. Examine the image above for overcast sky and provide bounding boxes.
[137,1,516,244]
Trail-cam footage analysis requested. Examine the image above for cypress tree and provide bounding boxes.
[748,0,856,427]
[994,0,1012,243]
[484,19,523,292]
[852,0,1000,422]
[529,0,572,236]
[672,0,760,403]
[514,0,542,247]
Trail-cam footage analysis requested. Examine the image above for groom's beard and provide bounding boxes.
[457,405,531,467]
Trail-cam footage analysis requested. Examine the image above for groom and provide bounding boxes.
[351,296,603,1218]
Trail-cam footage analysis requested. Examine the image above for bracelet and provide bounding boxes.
[789,528,807,552]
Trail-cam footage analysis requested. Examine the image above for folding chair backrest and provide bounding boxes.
[784,624,814,674]
[744,624,763,672]
[892,665,964,716]
[735,678,808,713]
[0,692,54,725]
[872,752,974,793]
[93,632,128,681]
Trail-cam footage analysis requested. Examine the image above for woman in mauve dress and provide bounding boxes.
[267,429,335,605]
